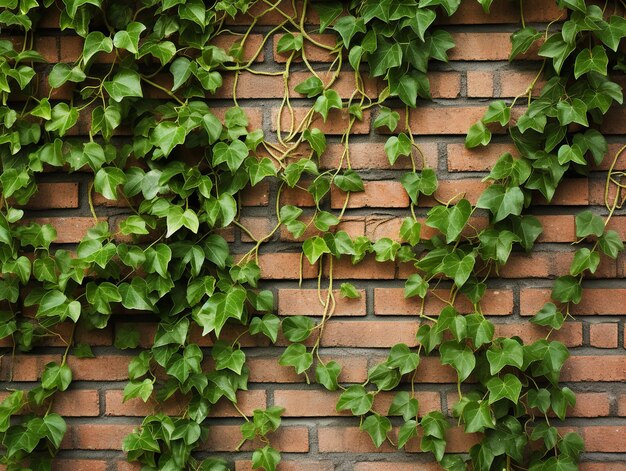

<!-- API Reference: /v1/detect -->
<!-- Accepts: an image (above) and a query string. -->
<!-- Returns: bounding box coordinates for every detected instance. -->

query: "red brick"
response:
[280,184,316,207]
[602,106,626,134]
[331,181,409,209]
[521,288,626,316]
[441,0,562,24]
[239,216,273,242]
[404,106,487,135]
[22,182,79,209]
[374,288,513,316]
[241,182,270,206]
[255,253,319,280]
[447,143,516,172]
[320,320,419,348]
[467,71,494,97]
[23,217,103,244]
[274,390,440,417]
[52,460,108,471]
[449,32,540,61]
[0,390,99,417]
[218,71,377,100]
[331,254,395,280]
[499,70,546,97]
[212,34,266,62]
[204,425,308,452]
[62,424,135,450]
[537,215,576,243]
[562,356,626,382]
[354,464,440,471]
[494,322,582,348]
[318,425,479,453]
[321,142,436,171]
[105,389,265,417]
[274,33,336,63]
[581,465,626,471]
[583,426,626,452]
[271,107,371,135]
[590,323,619,348]
[278,289,366,316]
[235,462,334,471]
[247,356,368,383]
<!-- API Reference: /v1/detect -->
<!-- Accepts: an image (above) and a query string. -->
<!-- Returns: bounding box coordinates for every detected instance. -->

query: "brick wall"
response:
[2,1,626,470]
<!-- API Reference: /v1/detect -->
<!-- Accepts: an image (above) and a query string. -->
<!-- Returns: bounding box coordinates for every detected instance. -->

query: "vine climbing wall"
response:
[1,0,626,470]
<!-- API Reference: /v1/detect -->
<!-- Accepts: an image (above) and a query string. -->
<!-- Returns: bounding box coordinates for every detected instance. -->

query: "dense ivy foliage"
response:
[0,0,625,469]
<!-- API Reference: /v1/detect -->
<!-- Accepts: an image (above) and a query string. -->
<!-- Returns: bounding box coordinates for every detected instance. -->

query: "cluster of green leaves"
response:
[0,0,624,470]
[466,0,625,316]
[319,0,459,107]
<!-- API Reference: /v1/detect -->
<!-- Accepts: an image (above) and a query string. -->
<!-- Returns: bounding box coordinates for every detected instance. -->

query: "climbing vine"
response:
[0,0,625,470]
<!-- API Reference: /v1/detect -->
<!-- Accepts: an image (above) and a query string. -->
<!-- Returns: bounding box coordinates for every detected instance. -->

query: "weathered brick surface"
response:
[3,3,626,468]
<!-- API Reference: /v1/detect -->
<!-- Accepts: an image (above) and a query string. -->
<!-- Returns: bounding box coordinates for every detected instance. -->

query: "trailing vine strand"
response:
[0,0,625,470]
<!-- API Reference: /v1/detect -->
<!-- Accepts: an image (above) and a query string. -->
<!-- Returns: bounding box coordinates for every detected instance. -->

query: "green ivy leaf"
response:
[41,362,72,391]
[123,378,154,402]
[556,98,588,127]
[276,32,303,53]
[532,302,565,330]
[509,27,542,60]
[48,63,86,88]
[247,157,276,185]
[388,391,419,421]
[599,230,624,258]
[405,273,428,299]
[401,168,438,203]
[334,169,364,192]
[594,15,626,51]
[82,31,113,63]
[313,89,342,121]
[574,45,608,79]
[387,343,419,375]
[113,22,146,54]
[385,133,412,165]
[476,184,524,222]
[360,413,391,447]
[439,341,475,382]
[465,121,492,148]
[551,275,582,304]
[151,121,186,157]
[282,316,314,342]
[569,247,600,276]
[94,167,126,200]
[302,236,330,264]
[103,69,143,102]
[45,103,78,136]
[486,374,522,404]
[486,338,523,375]
[539,34,575,74]
[278,343,312,374]
[251,445,281,471]
[462,400,495,433]
[314,3,342,32]
[315,361,341,391]
[303,128,326,156]
[212,139,249,172]
[575,210,604,238]
[294,76,324,98]
[340,282,360,299]
[250,314,280,343]
[337,385,373,415]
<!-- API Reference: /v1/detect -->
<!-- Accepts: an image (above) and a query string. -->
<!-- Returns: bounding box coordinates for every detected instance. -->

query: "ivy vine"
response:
[0,0,625,470]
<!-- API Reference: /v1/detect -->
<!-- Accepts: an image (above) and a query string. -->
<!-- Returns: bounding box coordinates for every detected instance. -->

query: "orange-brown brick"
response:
[590,323,619,348]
